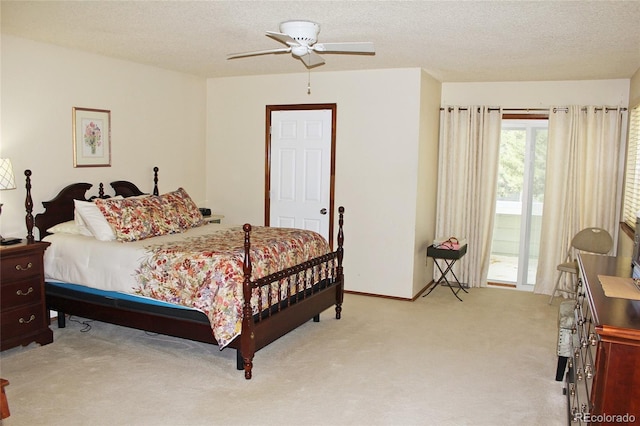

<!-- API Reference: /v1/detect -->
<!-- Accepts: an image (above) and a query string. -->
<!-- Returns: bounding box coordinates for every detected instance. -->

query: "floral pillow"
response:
[145,195,182,235]
[95,197,155,242]
[94,188,203,242]
[160,188,204,230]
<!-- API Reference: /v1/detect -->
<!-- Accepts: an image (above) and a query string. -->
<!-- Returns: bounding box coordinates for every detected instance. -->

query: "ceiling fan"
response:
[227,20,375,68]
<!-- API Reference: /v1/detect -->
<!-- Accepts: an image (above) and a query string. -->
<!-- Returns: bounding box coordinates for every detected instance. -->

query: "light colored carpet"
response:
[0,288,567,426]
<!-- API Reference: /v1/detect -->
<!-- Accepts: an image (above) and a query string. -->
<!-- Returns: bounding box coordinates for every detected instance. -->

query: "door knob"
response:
[320,208,327,215]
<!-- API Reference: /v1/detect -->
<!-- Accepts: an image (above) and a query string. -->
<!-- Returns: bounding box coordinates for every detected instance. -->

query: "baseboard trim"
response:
[345,280,435,302]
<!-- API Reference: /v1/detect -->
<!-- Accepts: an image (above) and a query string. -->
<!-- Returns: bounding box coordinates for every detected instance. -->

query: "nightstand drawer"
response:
[0,305,46,341]
[1,253,42,282]
[1,279,42,310]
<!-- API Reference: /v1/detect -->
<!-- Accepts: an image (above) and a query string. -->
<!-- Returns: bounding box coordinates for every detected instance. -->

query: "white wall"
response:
[442,80,630,107]
[413,70,442,296]
[630,68,640,108]
[2,34,635,299]
[2,35,440,299]
[207,68,441,298]
[0,35,207,239]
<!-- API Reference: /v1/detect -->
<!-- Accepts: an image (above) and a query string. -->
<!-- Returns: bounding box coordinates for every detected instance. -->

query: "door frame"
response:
[265,103,337,247]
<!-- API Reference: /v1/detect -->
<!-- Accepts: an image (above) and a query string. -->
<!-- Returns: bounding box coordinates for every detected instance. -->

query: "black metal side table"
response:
[423,243,468,301]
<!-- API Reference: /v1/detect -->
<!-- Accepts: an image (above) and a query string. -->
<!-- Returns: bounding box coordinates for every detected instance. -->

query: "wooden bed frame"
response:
[24,168,344,379]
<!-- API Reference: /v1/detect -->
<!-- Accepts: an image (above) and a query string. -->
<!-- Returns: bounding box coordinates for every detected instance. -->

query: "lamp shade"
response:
[0,159,16,190]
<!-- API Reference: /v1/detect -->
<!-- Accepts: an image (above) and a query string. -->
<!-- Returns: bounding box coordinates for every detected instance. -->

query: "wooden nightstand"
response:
[0,241,53,351]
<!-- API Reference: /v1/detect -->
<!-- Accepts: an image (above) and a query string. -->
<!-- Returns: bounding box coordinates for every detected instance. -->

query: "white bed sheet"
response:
[43,223,236,293]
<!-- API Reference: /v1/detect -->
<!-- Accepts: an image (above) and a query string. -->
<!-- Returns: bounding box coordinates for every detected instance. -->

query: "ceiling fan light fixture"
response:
[291,45,309,58]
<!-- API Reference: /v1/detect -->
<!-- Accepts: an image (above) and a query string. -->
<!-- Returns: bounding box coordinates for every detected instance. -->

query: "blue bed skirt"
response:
[46,282,192,309]
[45,281,209,323]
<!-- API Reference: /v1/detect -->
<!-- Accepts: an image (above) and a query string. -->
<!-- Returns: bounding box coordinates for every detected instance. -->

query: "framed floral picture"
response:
[73,107,111,167]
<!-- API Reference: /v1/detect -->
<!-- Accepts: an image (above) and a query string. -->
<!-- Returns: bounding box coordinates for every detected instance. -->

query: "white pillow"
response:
[47,220,93,237]
[73,199,117,241]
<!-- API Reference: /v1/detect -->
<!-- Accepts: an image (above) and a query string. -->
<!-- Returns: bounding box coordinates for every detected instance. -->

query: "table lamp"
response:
[0,158,18,245]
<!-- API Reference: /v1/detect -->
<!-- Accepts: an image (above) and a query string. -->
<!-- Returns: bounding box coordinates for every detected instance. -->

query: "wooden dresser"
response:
[569,254,640,425]
[0,241,53,350]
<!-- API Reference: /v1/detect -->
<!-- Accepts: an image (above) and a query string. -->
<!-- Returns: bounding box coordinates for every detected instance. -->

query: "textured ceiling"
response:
[2,1,640,82]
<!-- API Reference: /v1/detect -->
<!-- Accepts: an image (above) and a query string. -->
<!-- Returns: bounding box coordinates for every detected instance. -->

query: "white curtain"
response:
[534,106,624,295]
[436,106,502,287]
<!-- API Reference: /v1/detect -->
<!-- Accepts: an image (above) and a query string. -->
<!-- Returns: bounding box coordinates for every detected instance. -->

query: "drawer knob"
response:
[19,314,36,324]
[15,262,33,271]
[16,287,34,296]
[585,364,593,379]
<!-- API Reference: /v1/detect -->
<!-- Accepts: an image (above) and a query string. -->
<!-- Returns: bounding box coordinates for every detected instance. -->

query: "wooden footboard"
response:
[25,168,345,379]
[239,207,345,379]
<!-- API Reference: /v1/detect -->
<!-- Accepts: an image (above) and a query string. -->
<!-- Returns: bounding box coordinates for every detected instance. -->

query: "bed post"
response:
[152,167,159,196]
[241,223,256,379]
[25,170,35,243]
[335,206,344,319]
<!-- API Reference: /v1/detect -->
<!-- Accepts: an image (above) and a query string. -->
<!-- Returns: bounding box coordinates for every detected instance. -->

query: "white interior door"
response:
[269,109,333,240]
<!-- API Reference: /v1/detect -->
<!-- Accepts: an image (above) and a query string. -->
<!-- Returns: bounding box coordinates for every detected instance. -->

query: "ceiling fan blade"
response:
[298,50,325,68]
[227,47,291,60]
[266,31,300,47]
[313,42,375,54]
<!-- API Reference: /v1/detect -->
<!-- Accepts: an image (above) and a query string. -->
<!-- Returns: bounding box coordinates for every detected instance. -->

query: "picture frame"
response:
[73,107,111,167]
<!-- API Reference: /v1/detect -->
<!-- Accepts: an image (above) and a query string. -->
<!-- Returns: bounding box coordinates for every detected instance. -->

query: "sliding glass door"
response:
[488,119,548,290]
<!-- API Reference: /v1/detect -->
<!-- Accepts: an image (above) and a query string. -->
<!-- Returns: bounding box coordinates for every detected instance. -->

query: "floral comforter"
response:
[134,226,330,348]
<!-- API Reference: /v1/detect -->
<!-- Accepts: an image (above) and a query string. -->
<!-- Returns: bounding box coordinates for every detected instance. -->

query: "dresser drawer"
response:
[567,277,600,425]
[0,305,46,341]
[0,279,42,310]
[1,252,43,282]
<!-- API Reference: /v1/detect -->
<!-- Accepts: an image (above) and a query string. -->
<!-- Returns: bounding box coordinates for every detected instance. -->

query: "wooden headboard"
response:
[26,167,160,241]
[31,182,93,240]
[111,167,159,197]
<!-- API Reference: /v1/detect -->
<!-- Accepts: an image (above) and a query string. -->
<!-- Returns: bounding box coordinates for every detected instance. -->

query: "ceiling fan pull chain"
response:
[307,65,311,95]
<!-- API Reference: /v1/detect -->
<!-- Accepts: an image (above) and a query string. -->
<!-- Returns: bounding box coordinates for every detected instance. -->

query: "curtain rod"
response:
[440,106,627,113]
[439,107,544,112]
[551,107,627,113]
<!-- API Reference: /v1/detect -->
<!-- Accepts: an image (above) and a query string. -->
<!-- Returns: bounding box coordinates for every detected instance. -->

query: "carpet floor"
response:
[0,288,567,425]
